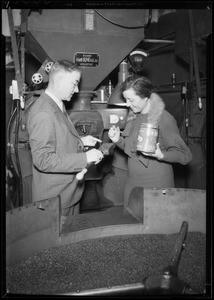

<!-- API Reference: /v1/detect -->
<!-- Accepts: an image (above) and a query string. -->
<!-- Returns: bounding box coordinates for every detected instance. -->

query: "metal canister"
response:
[136,123,159,154]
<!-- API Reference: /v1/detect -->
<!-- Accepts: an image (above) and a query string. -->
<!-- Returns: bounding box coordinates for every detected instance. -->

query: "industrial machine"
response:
[3,6,211,297]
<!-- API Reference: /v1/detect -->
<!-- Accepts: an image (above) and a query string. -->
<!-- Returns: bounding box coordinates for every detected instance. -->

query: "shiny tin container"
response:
[137,123,159,154]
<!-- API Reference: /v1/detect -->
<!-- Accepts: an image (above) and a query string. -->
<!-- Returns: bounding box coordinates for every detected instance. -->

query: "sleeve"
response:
[160,115,192,165]
[27,111,87,173]
[115,136,125,150]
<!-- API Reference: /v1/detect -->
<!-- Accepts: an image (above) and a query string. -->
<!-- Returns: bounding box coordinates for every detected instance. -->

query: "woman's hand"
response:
[141,143,164,160]
[81,135,102,147]
[108,125,120,143]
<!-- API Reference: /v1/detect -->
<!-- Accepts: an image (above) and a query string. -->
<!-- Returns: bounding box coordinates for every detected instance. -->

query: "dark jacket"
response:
[27,92,87,211]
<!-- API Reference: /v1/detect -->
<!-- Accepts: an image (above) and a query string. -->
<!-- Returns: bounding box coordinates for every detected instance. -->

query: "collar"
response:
[45,89,63,112]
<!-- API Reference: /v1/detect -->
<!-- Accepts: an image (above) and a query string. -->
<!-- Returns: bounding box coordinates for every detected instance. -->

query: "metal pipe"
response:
[14,100,23,206]
[61,283,146,296]
[143,39,175,44]
[7,9,24,205]
[20,36,25,87]
[148,43,175,54]
[188,10,202,110]
[7,9,23,92]
[155,81,187,89]
[20,9,30,93]
[156,89,181,93]
[144,8,152,29]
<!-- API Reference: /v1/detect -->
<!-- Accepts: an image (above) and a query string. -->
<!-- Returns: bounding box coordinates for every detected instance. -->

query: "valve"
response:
[45,61,53,73]
[32,73,43,84]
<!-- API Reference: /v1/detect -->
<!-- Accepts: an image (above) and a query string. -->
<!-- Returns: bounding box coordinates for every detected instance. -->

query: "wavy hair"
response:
[120,75,154,98]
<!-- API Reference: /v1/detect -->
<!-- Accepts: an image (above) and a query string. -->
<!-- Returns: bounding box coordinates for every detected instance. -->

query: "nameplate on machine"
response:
[74,52,99,67]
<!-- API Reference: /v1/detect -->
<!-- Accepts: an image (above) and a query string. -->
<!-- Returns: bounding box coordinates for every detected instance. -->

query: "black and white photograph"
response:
[1,1,212,297]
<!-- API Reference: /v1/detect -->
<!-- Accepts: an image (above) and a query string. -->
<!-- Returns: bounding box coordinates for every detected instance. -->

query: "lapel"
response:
[62,110,81,139]
[45,93,81,140]
[123,113,150,167]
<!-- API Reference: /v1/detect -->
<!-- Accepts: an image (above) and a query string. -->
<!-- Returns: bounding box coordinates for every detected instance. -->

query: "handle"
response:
[76,168,88,180]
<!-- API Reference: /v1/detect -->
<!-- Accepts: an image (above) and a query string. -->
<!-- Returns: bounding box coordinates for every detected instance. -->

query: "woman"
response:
[108,75,192,214]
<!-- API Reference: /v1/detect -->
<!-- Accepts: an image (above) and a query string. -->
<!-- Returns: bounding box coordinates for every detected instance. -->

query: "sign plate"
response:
[74,52,99,67]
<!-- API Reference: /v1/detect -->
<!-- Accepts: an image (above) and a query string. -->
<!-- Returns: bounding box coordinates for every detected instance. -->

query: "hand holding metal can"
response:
[137,123,159,154]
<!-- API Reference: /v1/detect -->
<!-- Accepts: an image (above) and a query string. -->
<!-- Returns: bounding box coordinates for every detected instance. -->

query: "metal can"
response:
[136,123,159,154]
